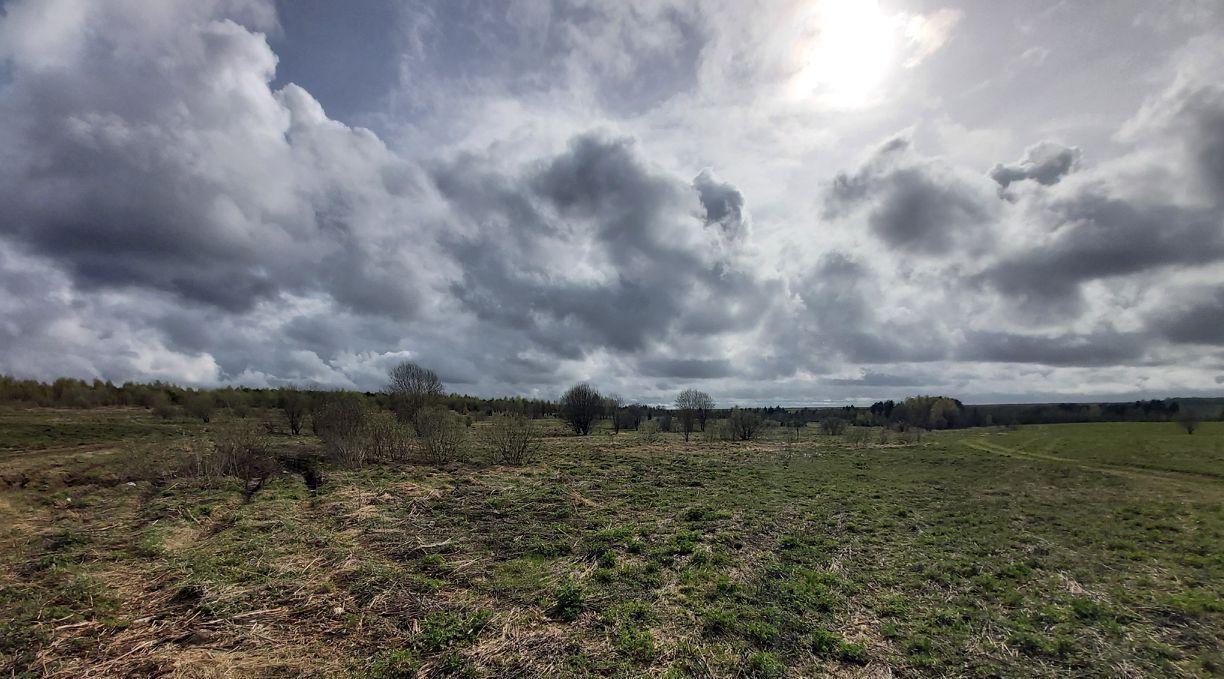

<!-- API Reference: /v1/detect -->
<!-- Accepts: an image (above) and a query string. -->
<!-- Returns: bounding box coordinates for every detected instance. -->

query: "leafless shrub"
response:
[415,407,466,464]
[488,414,540,465]
[641,419,662,444]
[820,417,847,436]
[843,427,871,447]
[210,422,279,501]
[366,410,412,462]
[728,409,762,441]
[705,419,735,442]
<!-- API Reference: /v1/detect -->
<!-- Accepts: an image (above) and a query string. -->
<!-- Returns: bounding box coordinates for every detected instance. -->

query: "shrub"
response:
[184,393,213,423]
[843,427,871,447]
[150,395,178,420]
[366,410,412,462]
[210,422,279,501]
[820,417,847,436]
[641,419,662,443]
[415,407,466,464]
[728,409,763,441]
[705,418,736,442]
[488,414,540,465]
[314,394,370,467]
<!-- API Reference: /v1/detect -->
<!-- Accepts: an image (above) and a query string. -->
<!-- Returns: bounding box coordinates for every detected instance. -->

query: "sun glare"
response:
[791,0,901,108]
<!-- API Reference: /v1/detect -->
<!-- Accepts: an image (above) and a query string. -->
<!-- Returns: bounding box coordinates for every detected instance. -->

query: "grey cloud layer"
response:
[0,0,1222,402]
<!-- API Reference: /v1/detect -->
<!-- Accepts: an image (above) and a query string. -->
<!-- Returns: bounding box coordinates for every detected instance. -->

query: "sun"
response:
[790,0,901,109]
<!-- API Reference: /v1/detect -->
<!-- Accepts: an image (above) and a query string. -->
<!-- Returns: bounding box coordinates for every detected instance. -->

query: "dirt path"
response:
[963,438,1224,489]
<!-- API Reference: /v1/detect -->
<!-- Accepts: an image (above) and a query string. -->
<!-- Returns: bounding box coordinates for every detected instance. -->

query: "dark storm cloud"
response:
[693,169,748,239]
[1151,289,1224,345]
[438,132,774,358]
[977,195,1224,313]
[988,141,1081,189]
[960,329,1148,367]
[639,357,735,379]
[825,138,997,253]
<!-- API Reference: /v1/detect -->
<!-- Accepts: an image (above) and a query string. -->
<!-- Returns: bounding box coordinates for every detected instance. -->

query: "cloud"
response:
[904,8,964,68]
[959,329,1148,367]
[693,169,748,239]
[988,141,1081,189]
[1150,288,1224,345]
[977,191,1224,317]
[0,0,439,316]
[437,132,775,357]
[825,137,999,253]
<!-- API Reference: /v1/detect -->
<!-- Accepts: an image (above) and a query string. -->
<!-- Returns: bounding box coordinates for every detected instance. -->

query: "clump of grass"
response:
[745,651,786,678]
[613,625,656,662]
[810,628,868,664]
[367,648,422,678]
[552,578,585,621]
[414,610,491,652]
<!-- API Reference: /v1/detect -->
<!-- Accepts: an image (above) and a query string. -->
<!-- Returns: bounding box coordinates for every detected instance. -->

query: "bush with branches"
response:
[728,409,763,441]
[415,407,466,464]
[488,414,540,465]
[209,423,279,501]
[820,417,847,436]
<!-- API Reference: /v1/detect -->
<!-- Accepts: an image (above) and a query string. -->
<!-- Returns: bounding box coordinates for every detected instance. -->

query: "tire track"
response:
[963,438,1224,486]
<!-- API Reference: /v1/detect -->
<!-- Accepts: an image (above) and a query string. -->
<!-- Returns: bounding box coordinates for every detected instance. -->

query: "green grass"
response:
[1,410,1222,676]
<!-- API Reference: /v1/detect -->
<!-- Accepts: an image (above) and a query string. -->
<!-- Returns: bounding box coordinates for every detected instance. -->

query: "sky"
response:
[1,0,1223,406]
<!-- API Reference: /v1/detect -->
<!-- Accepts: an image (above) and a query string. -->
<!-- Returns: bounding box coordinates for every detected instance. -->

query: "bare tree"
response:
[694,391,715,432]
[280,387,307,435]
[386,362,444,429]
[605,393,624,434]
[560,383,603,435]
[1178,409,1201,435]
[728,408,763,441]
[675,389,702,442]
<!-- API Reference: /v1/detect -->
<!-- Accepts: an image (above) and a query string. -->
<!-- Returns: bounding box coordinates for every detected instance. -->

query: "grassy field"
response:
[1,408,1222,678]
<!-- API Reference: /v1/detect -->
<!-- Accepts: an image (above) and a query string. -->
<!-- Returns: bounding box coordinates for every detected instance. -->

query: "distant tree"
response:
[560,383,603,436]
[674,389,703,442]
[386,361,444,429]
[281,387,308,436]
[605,393,624,434]
[694,391,715,431]
[728,408,762,441]
[184,392,214,423]
[1178,409,1201,435]
[820,417,847,436]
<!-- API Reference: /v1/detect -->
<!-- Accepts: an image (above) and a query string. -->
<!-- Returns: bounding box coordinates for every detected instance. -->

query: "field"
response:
[1,409,1222,678]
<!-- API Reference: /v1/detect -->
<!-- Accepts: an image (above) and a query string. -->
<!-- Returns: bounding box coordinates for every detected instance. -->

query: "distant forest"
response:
[2,374,1220,432]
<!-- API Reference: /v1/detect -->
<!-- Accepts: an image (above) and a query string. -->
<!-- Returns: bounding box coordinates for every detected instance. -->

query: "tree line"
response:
[1,373,1218,434]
